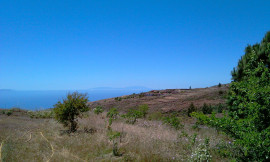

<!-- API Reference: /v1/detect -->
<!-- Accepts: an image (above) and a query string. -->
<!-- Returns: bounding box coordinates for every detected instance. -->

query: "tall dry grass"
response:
[0,111,230,161]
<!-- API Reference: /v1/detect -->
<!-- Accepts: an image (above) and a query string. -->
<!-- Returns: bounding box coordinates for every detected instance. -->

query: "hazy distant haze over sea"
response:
[0,87,150,110]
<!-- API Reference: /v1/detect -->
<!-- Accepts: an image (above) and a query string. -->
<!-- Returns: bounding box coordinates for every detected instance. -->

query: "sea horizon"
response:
[0,87,151,110]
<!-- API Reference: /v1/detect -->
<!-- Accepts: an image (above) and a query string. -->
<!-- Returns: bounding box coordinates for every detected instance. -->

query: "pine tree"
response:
[231,31,270,81]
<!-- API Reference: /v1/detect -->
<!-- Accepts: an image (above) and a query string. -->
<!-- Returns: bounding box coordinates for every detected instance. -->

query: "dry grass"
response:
[0,111,231,162]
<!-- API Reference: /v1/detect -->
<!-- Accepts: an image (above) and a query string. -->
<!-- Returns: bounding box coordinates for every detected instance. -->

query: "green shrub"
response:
[138,93,145,98]
[6,110,12,116]
[107,131,122,156]
[214,140,240,159]
[107,107,119,119]
[192,61,270,161]
[122,109,143,124]
[123,93,136,99]
[213,103,226,113]
[93,106,103,115]
[114,97,122,101]
[122,105,149,124]
[27,110,54,118]
[106,108,119,130]
[201,103,212,114]
[53,92,89,132]
[162,114,183,130]
[187,103,196,117]
[218,83,222,87]
[138,104,149,118]
[192,32,270,161]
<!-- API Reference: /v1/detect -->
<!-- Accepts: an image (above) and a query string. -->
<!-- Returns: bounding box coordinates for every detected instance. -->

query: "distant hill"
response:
[88,84,229,113]
[0,89,13,91]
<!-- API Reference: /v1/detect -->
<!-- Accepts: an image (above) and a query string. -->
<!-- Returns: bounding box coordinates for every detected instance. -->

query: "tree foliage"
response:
[231,31,270,81]
[138,104,149,118]
[187,103,196,117]
[201,103,212,114]
[122,104,149,124]
[193,31,270,161]
[53,92,89,132]
[162,114,183,130]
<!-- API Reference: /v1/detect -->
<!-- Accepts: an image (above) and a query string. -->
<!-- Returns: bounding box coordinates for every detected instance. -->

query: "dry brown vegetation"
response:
[0,109,231,161]
[88,85,229,113]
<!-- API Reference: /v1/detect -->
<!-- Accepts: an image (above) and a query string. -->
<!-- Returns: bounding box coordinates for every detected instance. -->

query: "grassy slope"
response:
[0,111,231,161]
[88,84,229,113]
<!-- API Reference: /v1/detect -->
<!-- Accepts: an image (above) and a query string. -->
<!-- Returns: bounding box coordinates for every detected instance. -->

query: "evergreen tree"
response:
[193,31,270,161]
[231,31,270,81]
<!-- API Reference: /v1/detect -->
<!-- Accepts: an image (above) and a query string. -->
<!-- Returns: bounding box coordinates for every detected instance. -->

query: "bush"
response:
[53,92,89,132]
[138,104,149,118]
[213,103,226,113]
[193,63,270,161]
[114,97,122,101]
[201,103,212,114]
[187,103,196,117]
[122,105,149,124]
[107,108,119,119]
[107,131,122,156]
[138,93,145,98]
[214,140,240,159]
[93,106,103,115]
[27,110,54,118]
[106,108,119,130]
[122,108,143,124]
[192,32,270,161]
[218,83,222,87]
[6,110,12,116]
[162,114,183,130]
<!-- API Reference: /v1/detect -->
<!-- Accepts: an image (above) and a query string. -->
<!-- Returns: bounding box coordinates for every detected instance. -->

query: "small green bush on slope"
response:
[93,106,104,115]
[27,110,54,118]
[162,114,183,130]
[53,92,89,132]
[122,104,149,124]
[187,103,196,117]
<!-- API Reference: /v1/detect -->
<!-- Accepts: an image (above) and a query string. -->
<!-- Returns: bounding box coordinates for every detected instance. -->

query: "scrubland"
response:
[0,108,232,162]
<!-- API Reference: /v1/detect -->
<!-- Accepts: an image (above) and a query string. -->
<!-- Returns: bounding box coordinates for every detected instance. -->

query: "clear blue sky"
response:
[1,0,270,90]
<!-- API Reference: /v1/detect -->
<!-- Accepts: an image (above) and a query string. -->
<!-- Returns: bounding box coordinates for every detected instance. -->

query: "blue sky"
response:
[0,0,270,90]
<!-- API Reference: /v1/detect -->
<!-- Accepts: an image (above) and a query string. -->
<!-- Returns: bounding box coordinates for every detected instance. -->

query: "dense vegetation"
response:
[193,31,270,161]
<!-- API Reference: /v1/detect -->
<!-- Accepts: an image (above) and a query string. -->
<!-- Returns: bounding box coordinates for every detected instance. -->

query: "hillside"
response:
[88,84,229,113]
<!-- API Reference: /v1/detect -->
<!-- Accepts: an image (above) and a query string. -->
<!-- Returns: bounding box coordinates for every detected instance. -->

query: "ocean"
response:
[0,88,149,110]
